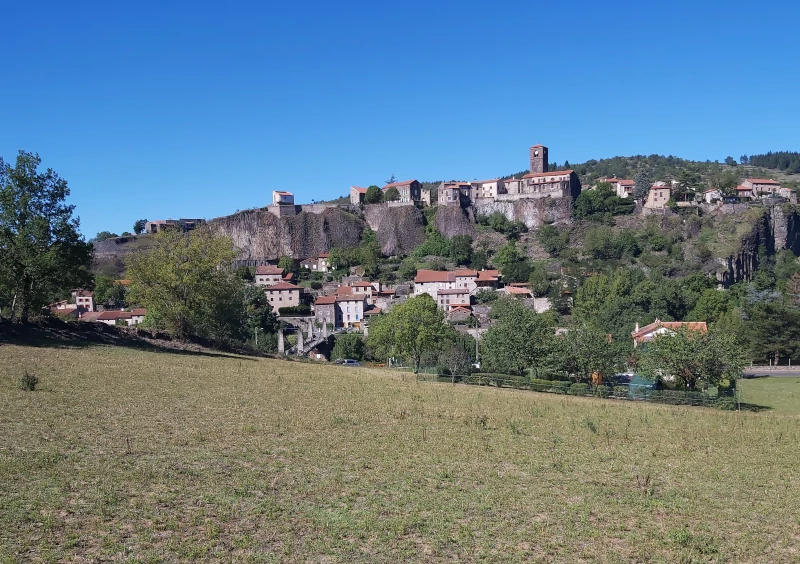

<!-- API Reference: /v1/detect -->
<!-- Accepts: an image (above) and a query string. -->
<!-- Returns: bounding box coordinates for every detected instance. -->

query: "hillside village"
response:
[54,143,800,365]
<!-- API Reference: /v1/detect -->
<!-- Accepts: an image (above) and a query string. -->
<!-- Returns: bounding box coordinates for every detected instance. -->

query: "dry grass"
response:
[2,344,800,563]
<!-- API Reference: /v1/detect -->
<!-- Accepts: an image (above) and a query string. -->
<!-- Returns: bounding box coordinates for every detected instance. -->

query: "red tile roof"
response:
[449,306,473,313]
[454,269,478,278]
[265,281,301,291]
[631,320,708,343]
[522,170,574,179]
[618,179,635,186]
[736,185,753,192]
[383,180,417,189]
[505,286,533,295]
[477,270,500,281]
[335,286,353,294]
[747,178,780,185]
[314,296,337,305]
[98,310,132,320]
[274,191,293,196]
[351,186,368,193]
[414,270,455,283]
[318,253,329,258]
[336,294,366,302]
[256,265,284,275]
[350,281,374,288]
[364,306,382,315]
[131,308,147,316]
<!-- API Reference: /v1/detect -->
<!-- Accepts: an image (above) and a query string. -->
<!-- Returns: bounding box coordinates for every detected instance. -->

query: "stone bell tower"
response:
[529,144,548,174]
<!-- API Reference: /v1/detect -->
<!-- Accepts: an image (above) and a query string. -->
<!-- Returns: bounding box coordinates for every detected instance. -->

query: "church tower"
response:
[529,144,548,174]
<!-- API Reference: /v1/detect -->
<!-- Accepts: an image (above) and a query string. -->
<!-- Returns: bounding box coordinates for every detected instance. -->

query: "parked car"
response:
[334,358,361,366]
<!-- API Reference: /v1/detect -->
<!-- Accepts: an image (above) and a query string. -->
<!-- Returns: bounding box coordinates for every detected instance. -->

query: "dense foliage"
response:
[0,151,92,321]
[741,151,800,173]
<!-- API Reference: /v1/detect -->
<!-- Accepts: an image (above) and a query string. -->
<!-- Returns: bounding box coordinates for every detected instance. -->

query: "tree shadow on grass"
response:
[736,402,773,413]
[0,318,263,361]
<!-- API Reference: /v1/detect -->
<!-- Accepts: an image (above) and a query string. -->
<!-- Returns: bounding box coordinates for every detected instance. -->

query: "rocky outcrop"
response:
[363,204,426,256]
[435,206,476,238]
[212,207,364,260]
[472,197,573,229]
[717,205,799,287]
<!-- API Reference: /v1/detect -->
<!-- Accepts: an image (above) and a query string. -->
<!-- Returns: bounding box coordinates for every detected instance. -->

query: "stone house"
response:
[335,294,367,328]
[437,182,472,206]
[272,190,294,205]
[255,265,285,286]
[644,185,671,209]
[470,179,504,199]
[515,170,581,200]
[300,258,318,270]
[350,186,368,205]
[742,178,781,196]
[349,281,374,301]
[502,177,523,195]
[601,178,635,199]
[703,188,721,203]
[314,295,336,327]
[735,185,754,200]
[447,306,473,323]
[436,288,470,310]
[413,270,459,298]
[71,290,95,312]
[317,253,330,272]
[476,269,501,290]
[96,308,147,326]
[631,320,708,348]
[382,180,420,203]
[265,282,302,309]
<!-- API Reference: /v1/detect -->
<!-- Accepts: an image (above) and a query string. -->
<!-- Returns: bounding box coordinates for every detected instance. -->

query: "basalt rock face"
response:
[717,206,799,287]
[363,204,426,256]
[472,197,574,229]
[435,205,476,238]
[212,207,364,260]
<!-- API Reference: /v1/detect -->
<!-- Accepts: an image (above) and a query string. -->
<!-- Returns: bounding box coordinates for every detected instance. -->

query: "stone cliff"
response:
[717,205,800,287]
[363,204,426,256]
[212,207,364,260]
[472,197,574,229]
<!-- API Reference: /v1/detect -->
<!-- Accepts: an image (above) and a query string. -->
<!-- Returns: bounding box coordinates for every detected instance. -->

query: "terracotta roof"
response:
[454,269,478,278]
[631,319,708,342]
[336,294,366,302]
[79,311,103,322]
[650,184,670,190]
[314,296,336,305]
[131,308,147,316]
[364,306,382,315]
[256,265,284,275]
[73,290,94,297]
[747,178,780,185]
[477,270,500,281]
[265,281,301,291]
[414,270,455,283]
[618,179,635,186]
[282,273,295,280]
[350,281,374,288]
[274,191,293,196]
[437,288,470,295]
[505,286,533,295]
[335,286,353,294]
[318,253,329,258]
[522,170,574,179]
[351,186,368,193]
[449,306,473,313]
[383,180,417,189]
[98,310,132,320]
[531,144,545,148]
[736,185,753,192]
[471,178,500,184]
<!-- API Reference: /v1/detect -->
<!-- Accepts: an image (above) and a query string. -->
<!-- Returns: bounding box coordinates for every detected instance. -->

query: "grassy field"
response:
[2,344,800,563]
[739,377,800,414]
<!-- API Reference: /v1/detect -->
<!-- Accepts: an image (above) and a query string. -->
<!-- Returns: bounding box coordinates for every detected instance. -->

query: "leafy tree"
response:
[638,328,747,390]
[364,185,383,204]
[366,294,455,373]
[470,250,488,270]
[332,333,365,360]
[481,298,553,375]
[537,224,569,257]
[724,156,737,167]
[277,256,297,273]
[584,226,620,260]
[126,227,241,340]
[439,345,471,380]
[574,275,611,320]
[383,187,400,201]
[494,241,521,269]
[687,289,730,323]
[133,219,148,235]
[573,183,633,221]
[449,235,473,266]
[93,274,126,308]
[633,171,651,202]
[528,263,551,297]
[551,326,622,382]
[0,151,92,321]
[95,231,119,241]
[674,170,702,202]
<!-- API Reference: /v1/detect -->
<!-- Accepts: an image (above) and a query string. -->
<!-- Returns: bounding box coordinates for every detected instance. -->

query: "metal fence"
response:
[413,373,738,409]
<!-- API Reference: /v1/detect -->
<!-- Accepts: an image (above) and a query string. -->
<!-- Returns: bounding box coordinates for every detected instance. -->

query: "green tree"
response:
[366,294,455,373]
[383,187,400,201]
[574,275,611,320]
[0,151,92,321]
[481,298,553,375]
[332,333,365,360]
[133,219,148,235]
[584,226,619,260]
[494,241,521,269]
[552,326,622,383]
[638,328,747,390]
[537,224,569,257]
[277,256,297,273]
[364,185,383,204]
[94,231,119,241]
[687,289,730,323]
[93,274,126,308]
[633,171,651,202]
[449,235,473,266]
[126,227,240,340]
[528,263,551,297]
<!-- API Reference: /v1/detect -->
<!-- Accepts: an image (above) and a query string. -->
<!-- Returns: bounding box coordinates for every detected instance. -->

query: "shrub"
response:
[278,305,311,316]
[568,383,590,396]
[595,386,611,398]
[19,371,39,391]
[310,281,323,290]
[612,385,628,397]
[549,381,572,394]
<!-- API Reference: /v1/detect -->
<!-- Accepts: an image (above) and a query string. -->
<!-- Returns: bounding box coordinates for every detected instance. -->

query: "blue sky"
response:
[2,0,798,238]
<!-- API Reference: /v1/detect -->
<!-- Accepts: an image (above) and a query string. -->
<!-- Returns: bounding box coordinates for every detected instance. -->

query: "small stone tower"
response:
[529,144,548,174]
